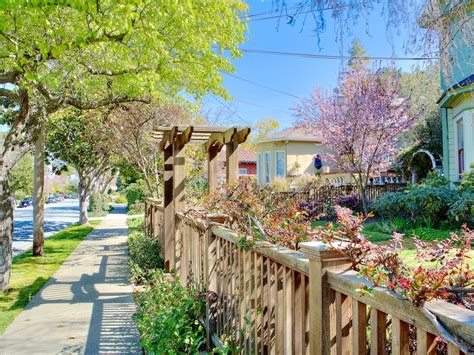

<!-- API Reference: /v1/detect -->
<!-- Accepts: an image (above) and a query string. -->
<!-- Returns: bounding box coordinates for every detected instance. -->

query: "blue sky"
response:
[204,0,431,129]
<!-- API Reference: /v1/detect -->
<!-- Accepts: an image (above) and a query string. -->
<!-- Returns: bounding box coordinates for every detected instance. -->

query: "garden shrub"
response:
[128,202,145,215]
[134,270,206,353]
[270,177,290,192]
[114,194,127,204]
[88,192,109,216]
[370,184,472,228]
[335,193,361,211]
[128,221,163,284]
[125,181,146,206]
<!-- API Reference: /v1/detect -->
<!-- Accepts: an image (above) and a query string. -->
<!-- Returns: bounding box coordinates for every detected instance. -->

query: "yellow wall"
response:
[255,140,351,184]
[445,93,474,182]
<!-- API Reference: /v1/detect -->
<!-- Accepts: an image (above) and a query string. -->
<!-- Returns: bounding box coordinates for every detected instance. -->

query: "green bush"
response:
[127,218,163,284]
[458,163,474,193]
[88,192,109,216]
[370,184,472,228]
[125,181,145,206]
[134,270,206,353]
[114,194,127,204]
[128,202,144,215]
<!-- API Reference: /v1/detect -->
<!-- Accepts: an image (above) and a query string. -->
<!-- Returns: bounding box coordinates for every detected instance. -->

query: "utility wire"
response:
[224,73,302,99]
[210,95,252,126]
[246,1,376,22]
[240,48,438,61]
[242,2,312,19]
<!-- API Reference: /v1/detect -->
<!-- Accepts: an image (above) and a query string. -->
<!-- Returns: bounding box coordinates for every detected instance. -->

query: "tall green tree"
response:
[46,109,114,226]
[0,0,246,291]
[347,38,369,69]
[9,153,33,200]
[399,65,442,179]
[243,118,280,150]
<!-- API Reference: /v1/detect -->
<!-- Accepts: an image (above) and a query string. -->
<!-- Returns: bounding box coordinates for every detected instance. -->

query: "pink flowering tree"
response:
[295,66,416,214]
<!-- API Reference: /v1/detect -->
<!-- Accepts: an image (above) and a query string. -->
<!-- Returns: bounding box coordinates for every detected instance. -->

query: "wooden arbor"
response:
[153,125,250,271]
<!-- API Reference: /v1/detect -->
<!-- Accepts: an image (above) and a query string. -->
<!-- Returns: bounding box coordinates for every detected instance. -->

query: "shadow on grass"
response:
[8,277,48,311]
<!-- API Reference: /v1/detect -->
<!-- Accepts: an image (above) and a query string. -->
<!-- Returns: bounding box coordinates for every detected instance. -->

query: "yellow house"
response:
[255,127,351,185]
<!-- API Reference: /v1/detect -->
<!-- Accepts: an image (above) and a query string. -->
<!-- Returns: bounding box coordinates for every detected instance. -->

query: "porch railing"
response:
[144,198,473,354]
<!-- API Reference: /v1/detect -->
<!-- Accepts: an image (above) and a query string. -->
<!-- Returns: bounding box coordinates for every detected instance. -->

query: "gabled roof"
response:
[256,127,322,144]
[218,147,257,163]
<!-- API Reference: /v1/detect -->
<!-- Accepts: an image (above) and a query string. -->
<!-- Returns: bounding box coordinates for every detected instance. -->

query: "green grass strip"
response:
[0,221,99,334]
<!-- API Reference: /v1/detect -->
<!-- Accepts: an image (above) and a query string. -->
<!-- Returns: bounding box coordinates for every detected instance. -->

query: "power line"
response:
[240,48,438,61]
[224,73,302,99]
[247,1,376,22]
[242,2,311,19]
[210,95,252,126]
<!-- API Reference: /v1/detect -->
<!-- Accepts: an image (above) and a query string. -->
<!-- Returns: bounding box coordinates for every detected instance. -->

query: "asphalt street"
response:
[12,199,80,256]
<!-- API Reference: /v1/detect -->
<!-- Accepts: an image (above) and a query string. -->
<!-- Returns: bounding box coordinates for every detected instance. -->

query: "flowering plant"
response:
[203,179,312,249]
[316,206,473,307]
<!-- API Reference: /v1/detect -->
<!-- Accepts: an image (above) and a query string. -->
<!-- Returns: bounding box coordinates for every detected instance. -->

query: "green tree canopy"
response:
[9,153,33,200]
[244,117,280,150]
[399,65,442,179]
[46,109,113,224]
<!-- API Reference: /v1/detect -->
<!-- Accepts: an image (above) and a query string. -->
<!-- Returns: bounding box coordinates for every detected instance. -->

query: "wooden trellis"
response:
[153,125,250,271]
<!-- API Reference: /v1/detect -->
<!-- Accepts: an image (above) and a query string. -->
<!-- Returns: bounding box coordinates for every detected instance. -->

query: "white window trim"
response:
[274,150,286,178]
[256,153,261,184]
[239,168,248,175]
[456,117,464,178]
[263,151,271,184]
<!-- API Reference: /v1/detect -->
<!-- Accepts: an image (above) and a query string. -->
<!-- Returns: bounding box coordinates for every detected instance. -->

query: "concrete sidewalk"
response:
[0,208,141,354]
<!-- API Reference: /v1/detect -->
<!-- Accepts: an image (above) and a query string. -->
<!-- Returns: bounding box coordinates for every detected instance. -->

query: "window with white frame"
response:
[263,152,271,184]
[239,168,248,175]
[275,151,285,178]
[457,118,464,178]
[256,153,261,183]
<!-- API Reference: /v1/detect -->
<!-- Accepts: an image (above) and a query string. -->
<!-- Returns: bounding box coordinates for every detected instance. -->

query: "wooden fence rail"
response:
[144,198,474,354]
[278,183,405,206]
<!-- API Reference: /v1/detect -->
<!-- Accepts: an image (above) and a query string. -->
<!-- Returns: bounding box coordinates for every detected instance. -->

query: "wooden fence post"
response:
[300,241,352,355]
[205,227,218,348]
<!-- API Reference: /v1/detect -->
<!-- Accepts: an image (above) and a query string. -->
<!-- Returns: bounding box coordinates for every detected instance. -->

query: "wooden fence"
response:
[277,183,406,214]
[144,198,473,354]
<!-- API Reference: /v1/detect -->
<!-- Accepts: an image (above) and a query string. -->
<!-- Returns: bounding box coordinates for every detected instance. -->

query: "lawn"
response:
[0,221,99,334]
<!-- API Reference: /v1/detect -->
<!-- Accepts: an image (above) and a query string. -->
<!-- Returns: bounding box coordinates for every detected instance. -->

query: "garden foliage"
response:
[134,270,206,353]
[125,181,146,208]
[127,217,205,352]
[316,207,473,307]
[204,179,311,249]
[88,193,109,216]
[371,174,473,228]
[127,218,163,285]
[203,180,473,308]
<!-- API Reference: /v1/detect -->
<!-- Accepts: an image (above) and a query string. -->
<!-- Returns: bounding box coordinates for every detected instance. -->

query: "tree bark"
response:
[0,179,14,292]
[78,181,89,225]
[33,125,45,256]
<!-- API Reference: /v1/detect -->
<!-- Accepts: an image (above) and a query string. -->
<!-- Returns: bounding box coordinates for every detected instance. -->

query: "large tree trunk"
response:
[0,179,14,292]
[78,181,89,225]
[33,125,45,256]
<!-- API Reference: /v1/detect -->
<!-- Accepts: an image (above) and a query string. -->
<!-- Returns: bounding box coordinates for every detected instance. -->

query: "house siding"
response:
[445,94,474,182]
[239,162,256,175]
[256,140,351,184]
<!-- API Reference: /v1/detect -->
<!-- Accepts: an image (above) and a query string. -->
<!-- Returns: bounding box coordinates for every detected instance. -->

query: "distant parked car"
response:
[46,195,60,204]
[20,197,33,208]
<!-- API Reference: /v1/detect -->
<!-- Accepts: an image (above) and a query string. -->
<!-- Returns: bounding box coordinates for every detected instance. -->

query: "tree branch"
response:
[0,70,20,84]
[0,87,18,101]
